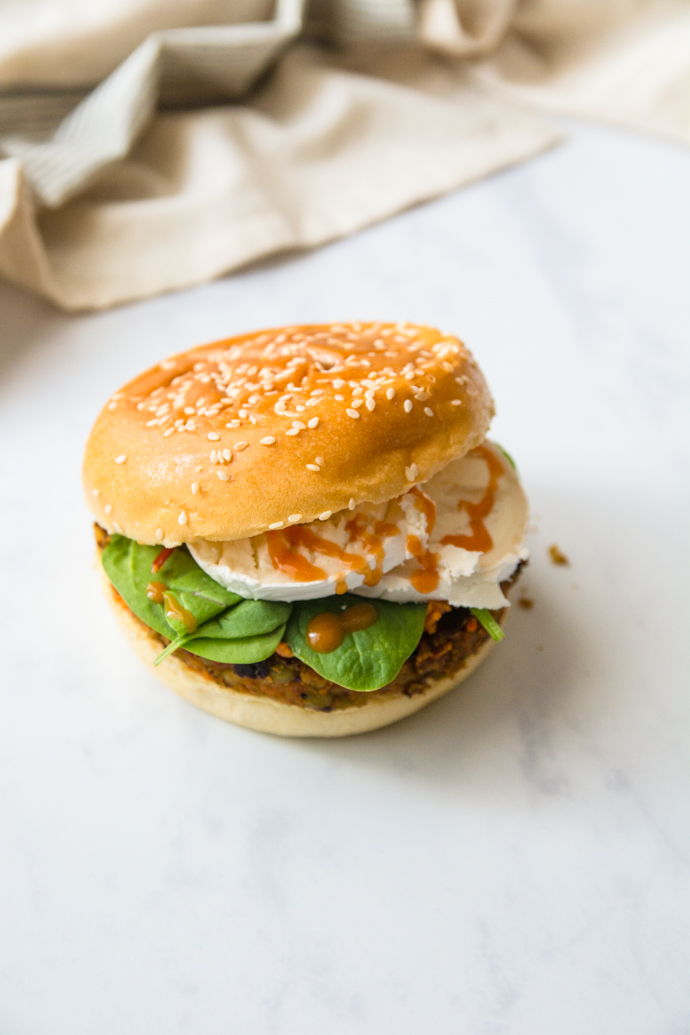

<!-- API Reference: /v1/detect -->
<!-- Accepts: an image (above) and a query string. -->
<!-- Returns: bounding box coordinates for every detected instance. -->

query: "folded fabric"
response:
[0,0,688,310]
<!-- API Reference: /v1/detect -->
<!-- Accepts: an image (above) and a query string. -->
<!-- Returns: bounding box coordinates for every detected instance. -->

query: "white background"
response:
[0,120,688,1034]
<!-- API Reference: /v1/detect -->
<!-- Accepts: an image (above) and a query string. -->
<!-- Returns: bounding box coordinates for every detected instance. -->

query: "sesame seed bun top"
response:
[83,322,494,546]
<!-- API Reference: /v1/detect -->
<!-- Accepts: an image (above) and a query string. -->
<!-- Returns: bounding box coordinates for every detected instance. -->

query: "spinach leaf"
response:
[102,534,291,668]
[175,625,287,665]
[154,600,292,666]
[286,594,427,691]
[101,535,240,637]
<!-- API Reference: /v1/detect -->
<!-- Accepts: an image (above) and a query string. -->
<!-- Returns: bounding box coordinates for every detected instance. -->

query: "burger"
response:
[83,322,528,737]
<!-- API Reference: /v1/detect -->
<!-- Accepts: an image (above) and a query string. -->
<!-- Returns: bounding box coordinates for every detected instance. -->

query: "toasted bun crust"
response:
[84,323,493,546]
[104,575,497,737]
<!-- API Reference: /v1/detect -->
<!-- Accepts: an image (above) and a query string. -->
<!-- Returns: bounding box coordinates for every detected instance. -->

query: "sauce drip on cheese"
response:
[306,602,378,653]
[441,444,504,554]
[266,516,401,588]
[408,486,439,592]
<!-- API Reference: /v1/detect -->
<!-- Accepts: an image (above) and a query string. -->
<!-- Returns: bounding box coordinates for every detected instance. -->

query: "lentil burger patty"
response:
[97,525,523,713]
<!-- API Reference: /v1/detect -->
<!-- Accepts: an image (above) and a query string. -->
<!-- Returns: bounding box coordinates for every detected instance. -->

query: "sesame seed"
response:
[349,498,356,510]
[424,407,434,417]
[404,400,413,413]
[164,428,174,437]
[386,387,396,400]
[346,409,360,419]
[310,389,325,396]
[333,379,345,389]
[352,386,363,396]
[92,489,99,498]
[365,398,376,411]
[335,394,345,401]
[248,395,260,404]
[315,456,325,467]
[308,417,319,428]
[451,399,462,406]
[268,521,284,530]
[208,432,220,441]
[352,398,364,409]
[415,391,429,401]
[146,419,158,426]
[234,441,248,450]
[216,470,230,481]
[155,528,163,540]
[306,463,321,472]
[222,449,232,461]
[184,407,195,415]
[286,428,300,436]
[178,511,188,525]
[107,402,117,411]
[191,483,199,494]
[114,454,126,464]
[260,436,276,445]
[104,504,112,515]
[288,514,302,523]
[210,451,218,463]
[292,421,306,429]
[296,405,305,413]
[405,463,419,482]
[238,410,248,419]
[319,511,332,521]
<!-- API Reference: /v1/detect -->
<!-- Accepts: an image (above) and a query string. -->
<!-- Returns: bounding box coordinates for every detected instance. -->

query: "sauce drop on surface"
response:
[151,547,174,573]
[163,591,198,633]
[306,602,378,653]
[548,544,570,566]
[146,581,167,603]
[441,444,504,553]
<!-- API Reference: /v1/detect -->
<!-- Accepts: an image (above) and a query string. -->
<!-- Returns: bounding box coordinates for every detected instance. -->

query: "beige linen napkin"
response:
[0,0,688,310]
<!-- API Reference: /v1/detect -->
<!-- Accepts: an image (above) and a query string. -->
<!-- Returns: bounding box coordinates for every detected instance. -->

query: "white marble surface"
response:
[0,120,688,1035]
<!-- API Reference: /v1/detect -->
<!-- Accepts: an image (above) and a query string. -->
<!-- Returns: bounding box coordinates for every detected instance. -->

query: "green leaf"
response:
[493,442,517,471]
[195,599,292,640]
[101,535,241,638]
[102,534,293,668]
[175,625,287,665]
[286,594,427,691]
[470,607,504,642]
[153,600,292,666]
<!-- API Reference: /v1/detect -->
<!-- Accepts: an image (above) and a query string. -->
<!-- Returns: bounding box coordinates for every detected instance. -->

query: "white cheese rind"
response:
[188,441,529,607]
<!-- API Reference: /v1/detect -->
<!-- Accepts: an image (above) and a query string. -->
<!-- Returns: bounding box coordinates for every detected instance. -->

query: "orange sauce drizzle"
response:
[441,444,503,554]
[410,485,436,534]
[406,534,440,594]
[407,486,439,592]
[151,547,174,573]
[306,602,378,653]
[266,516,402,588]
[162,591,198,633]
[146,581,167,603]
[265,528,328,582]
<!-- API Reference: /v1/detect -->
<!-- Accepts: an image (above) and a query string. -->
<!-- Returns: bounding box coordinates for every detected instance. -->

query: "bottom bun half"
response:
[104,577,498,738]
